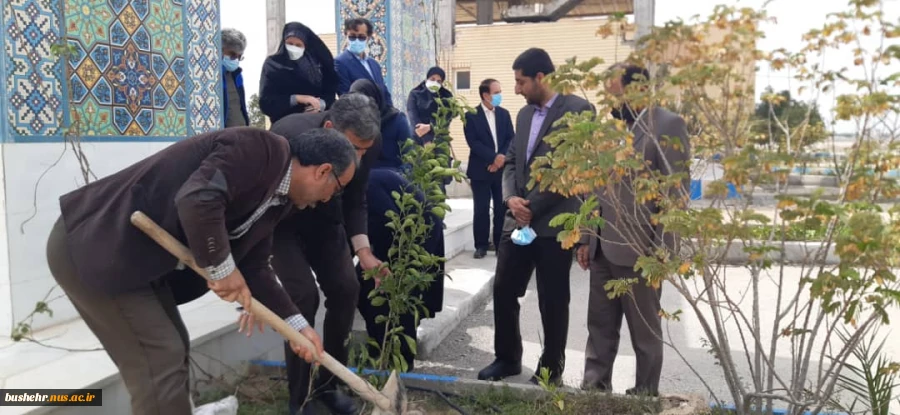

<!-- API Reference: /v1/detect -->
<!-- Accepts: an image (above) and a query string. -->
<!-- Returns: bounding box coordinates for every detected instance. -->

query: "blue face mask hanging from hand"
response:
[511,225,537,246]
[222,57,239,72]
[491,93,502,108]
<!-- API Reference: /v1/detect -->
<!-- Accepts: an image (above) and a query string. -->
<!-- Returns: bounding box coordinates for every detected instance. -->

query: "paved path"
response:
[416,259,900,412]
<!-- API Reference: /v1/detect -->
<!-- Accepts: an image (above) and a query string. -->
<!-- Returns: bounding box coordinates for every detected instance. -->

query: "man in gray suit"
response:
[477,48,594,385]
[575,64,691,396]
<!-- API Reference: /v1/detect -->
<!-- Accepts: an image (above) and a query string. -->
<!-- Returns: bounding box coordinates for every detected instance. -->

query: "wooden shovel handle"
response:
[129,211,394,412]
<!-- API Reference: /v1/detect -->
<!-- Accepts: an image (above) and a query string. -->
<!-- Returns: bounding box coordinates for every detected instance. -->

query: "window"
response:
[455,71,471,90]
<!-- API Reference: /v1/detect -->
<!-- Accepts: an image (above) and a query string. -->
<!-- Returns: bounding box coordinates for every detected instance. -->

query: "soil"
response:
[193,371,714,415]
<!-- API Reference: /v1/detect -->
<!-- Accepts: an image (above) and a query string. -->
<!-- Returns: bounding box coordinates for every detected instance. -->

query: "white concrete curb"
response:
[687,239,839,265]
[417,259,495,360]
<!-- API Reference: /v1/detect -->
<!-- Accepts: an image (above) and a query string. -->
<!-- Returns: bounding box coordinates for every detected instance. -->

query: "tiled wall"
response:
[1,0,222,142]
[0,0,223,332]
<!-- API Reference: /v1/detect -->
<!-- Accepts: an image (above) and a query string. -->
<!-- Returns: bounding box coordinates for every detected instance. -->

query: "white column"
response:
[0,143,11,337]
[266,0,286,56]
[634,0,655,43]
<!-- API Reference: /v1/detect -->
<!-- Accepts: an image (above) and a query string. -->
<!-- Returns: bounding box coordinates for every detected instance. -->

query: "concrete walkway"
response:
[414,261,900,413]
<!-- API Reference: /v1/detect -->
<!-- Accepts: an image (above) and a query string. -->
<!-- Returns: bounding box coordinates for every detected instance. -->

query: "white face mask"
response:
[426,80,441,91]
[285,44,305,60]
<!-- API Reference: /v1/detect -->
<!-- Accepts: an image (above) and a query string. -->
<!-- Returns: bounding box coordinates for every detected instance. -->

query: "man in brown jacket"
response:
[46,127,357,415]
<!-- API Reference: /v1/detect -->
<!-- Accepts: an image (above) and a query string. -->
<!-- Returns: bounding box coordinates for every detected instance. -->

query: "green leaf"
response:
[371,297,386,307]
[402,334,418,356]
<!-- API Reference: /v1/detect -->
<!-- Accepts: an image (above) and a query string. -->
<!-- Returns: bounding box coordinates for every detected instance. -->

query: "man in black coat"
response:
[477,48,595,386]
[464,78,514,258]
[266,93,384,415]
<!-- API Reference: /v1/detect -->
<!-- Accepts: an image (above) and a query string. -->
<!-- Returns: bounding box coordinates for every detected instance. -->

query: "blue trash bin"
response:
[690,179,702,200]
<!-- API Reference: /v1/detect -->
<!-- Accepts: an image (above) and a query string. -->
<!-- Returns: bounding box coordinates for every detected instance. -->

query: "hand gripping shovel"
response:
[130,211,407,415]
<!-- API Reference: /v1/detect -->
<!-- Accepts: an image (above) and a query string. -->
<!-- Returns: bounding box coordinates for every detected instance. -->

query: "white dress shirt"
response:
[481,102,498,152]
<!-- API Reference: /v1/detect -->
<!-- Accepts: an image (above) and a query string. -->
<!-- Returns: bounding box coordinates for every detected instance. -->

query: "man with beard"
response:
[477,48,594,386]
[575,63,691,396]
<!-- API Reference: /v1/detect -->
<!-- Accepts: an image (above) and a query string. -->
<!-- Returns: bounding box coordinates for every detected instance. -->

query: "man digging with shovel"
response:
[45,127,355,415]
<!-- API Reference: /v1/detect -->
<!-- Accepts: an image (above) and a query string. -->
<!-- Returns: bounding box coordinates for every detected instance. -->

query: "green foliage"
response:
[527,1,900,414]
[832,329,900,415]
[350,92,469,381]
[750,88,828,152]
[247,93,267,129]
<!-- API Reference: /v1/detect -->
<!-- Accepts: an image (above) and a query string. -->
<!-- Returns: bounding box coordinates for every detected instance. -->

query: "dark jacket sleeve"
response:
[343,142,378,240]
[654,114,691,254]
[502,112,521,204]
[258,58,295,121]
[173,133,273,278]
[335,55,352,97]
[407,92,422,130]
[499,109,515,155]
[526,98,596,222]
[240,234,302,319]
[464,112,497,161]
[321,72,338,110]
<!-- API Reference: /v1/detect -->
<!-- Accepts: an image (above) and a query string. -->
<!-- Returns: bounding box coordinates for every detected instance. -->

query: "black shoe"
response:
[625,387,658,397]
[474,248,487,259]
[318,388,358,415]
[477,359,522,381]
[487,243,496,252]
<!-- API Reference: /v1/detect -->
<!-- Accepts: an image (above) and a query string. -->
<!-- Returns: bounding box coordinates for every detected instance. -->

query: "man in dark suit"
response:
[575,64,691,396]
[464,78,514,258]
[267,93,383,415]
[45,127,356,415]
[335,17,392,107]
[477,48,595,385]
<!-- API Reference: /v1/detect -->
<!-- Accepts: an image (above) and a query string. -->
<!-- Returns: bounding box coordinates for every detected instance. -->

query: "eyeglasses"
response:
[224,53,244,61]
[331,170,344,196]
[348,34,367,41]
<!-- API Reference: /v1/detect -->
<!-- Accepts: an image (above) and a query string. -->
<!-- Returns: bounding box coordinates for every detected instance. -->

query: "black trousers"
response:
[492,233,573,378]
[356,266,418,371]
[471,177,505,250]
[271,217,360,412]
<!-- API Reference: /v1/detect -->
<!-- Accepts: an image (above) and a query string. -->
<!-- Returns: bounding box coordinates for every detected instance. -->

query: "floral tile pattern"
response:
[1,0,220,141]
[3,0,65,136]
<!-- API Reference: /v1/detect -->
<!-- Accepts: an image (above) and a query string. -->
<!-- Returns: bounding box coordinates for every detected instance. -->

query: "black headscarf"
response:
[426,66,446,82]
[271,22,337,94]
[349,79,399,123]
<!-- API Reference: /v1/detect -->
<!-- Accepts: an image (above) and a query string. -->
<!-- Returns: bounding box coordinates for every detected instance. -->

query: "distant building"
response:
[325,0,755,163]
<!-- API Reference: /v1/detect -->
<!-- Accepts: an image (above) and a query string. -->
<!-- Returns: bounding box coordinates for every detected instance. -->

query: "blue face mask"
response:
[348,39,367,55]
[491,93,502,107]
[510,225,537,246]
[222,57,239,72]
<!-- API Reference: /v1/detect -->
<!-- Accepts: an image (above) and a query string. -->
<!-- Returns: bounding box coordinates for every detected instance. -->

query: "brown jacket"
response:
[58,127,300,319]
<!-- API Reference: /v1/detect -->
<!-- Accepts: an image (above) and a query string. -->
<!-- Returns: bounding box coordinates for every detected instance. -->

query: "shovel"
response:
[130,211,408,415]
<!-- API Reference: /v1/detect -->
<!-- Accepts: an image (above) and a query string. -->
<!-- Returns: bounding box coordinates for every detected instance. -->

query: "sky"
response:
[221,0,899,133]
